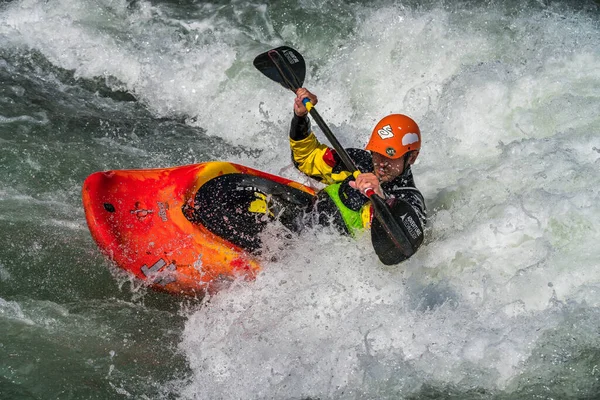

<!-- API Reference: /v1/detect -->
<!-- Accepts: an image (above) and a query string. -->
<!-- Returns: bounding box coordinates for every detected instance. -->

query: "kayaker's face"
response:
[372,152,410,182]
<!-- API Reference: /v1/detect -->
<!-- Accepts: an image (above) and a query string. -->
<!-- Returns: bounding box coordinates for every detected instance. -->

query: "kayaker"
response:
[186,87,426,264]
[290,88,426,264]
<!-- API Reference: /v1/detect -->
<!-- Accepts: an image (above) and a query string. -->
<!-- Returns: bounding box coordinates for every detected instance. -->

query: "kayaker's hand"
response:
[294,88,318,117]
[349,173,384,198]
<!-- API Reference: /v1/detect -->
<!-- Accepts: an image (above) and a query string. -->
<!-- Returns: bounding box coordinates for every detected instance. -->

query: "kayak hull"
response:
[82,161,316,295]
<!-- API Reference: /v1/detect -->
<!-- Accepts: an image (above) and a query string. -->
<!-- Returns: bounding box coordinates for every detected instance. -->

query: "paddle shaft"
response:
[302,98,411,254]
[268,50,367,188]
[301,99,363,177]
[265,48,414,257]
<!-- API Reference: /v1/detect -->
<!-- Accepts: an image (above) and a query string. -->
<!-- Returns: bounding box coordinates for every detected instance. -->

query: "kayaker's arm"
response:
[290,113,311,141]
[289,129,342,184]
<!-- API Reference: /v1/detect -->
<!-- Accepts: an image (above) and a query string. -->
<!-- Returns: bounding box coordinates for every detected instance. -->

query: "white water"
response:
[2,0,599,398]
[175,4,600,398]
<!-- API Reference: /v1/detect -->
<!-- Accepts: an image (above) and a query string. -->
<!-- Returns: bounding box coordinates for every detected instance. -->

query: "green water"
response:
[1,0,600,398]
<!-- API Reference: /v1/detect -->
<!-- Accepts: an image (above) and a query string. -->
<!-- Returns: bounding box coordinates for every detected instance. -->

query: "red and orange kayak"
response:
[82,161,316,296]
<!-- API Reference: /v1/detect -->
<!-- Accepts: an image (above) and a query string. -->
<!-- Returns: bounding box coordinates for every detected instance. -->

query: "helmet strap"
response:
[400,151,413,179]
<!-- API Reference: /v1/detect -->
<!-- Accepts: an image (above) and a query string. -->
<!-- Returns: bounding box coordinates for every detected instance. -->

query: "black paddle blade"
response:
[253,46,306,91]
[370,197,424,265]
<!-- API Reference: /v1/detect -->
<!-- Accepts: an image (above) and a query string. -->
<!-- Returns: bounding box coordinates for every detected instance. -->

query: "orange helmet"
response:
[365,114,421,160]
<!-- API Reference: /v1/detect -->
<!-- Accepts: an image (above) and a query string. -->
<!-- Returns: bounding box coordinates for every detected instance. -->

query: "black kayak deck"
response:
[184,173,315,252]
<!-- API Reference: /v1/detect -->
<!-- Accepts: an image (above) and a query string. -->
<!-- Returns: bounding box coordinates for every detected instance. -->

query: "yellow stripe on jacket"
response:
[289,132,353,185]
[290,132,373,230]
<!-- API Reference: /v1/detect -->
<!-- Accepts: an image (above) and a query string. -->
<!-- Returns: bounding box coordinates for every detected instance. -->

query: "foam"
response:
[2,0,599,397]
[175,3,600,398]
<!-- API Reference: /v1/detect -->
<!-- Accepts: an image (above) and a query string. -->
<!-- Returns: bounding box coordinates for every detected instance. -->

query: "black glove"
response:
[338,175,369,211]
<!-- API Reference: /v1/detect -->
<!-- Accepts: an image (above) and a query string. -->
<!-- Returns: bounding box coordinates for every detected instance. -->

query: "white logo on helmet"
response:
[402,133,419,146]
[377,124,394,139]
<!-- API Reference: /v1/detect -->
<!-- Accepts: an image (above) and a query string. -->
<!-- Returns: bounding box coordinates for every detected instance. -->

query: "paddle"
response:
[253,46,417,261]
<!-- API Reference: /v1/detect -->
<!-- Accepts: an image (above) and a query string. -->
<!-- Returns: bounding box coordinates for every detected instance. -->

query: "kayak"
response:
[82,161,316,295]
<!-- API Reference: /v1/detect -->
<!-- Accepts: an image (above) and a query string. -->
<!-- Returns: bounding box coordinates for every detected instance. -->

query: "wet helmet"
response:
[365,114,421,160]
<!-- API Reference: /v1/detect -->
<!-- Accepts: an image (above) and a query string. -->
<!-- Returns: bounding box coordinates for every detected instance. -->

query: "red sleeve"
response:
[322,149,337,168]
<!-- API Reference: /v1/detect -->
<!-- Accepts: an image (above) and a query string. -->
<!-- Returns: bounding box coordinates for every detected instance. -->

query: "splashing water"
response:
[0,0,599,398]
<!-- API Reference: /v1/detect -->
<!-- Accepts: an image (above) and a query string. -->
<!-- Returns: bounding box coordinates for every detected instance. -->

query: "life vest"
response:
[322,182,372,236]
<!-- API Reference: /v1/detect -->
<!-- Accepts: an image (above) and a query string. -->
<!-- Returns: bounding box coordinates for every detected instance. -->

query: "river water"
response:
[1,0,599,398]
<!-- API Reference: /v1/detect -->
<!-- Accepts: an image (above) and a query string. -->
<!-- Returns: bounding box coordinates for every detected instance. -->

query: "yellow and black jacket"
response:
[289,114,427,236]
